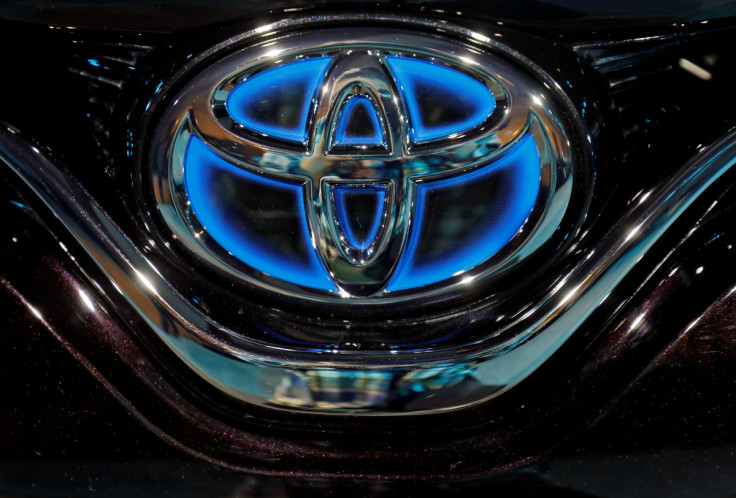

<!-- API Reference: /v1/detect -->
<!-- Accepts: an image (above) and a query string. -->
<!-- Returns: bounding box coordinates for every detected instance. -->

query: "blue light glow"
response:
[385,56,495,143]
[387,134,541,292]
[184,135,336,291]
[333,95,385,147]
[225,57,331,143]
[333,184,386,251]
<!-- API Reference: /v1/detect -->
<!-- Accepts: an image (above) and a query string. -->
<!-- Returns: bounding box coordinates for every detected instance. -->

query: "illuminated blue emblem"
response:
[151,30,574,301]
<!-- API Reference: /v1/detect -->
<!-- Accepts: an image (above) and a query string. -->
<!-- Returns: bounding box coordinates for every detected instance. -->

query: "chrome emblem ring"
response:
[149,27,575,302]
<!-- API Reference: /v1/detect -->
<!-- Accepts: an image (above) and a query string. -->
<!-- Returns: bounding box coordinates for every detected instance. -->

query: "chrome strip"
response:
[2,123,735,414]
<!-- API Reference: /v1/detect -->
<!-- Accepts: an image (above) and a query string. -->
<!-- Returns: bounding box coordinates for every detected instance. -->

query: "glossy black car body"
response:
[3,1,736,495]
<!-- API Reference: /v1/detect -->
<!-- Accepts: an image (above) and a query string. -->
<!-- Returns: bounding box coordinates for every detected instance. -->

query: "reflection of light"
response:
[683,318,700,333]
[678,58,712,81]
[625,223,642,242]
[264,48,283,58]
[28,305,43,321]
[78,289,95,312]
[629,312,646,332]
[695,266,704,274]
[520,308,536,320]
[560,284,581,305]
[135,270,157,294]
[110,280,123,296]
[470,31,491,43]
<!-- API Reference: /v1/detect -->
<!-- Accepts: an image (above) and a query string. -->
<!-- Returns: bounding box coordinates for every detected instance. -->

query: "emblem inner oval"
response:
[149,27,575,301]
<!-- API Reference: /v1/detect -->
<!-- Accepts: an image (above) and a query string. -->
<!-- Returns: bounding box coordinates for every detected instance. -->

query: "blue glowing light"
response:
[225,57,331,143]
[333,95,386,147]
[333,184,387,251]
[386,56,496,143]
[184,135,336,291]
[387,134,541,291]
[9,200,29,210]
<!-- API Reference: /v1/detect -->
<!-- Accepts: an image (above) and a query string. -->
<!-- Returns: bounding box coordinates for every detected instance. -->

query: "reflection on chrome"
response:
[78,288,96,312]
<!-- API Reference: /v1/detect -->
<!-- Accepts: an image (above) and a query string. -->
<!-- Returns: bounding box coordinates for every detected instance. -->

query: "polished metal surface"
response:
[9,16,736,416]
[149,26,575,301]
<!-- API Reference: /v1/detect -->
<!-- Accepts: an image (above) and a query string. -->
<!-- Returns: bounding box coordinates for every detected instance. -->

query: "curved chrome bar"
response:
[470,128,736,391]
[2,122,736,414]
